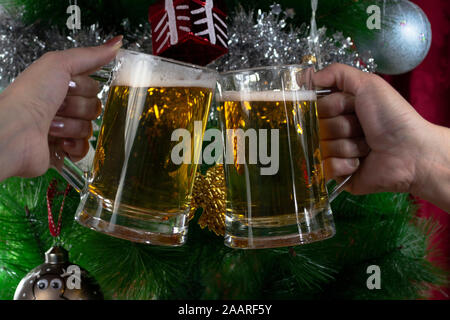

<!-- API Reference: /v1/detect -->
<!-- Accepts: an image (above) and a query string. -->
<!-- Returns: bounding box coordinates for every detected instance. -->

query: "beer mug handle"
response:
[50,66,112,192]
[327,175,352,202]
[316,89,352,203]
[49,144,88,192]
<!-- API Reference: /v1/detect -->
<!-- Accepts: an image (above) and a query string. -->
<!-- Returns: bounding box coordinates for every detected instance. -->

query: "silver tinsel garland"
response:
[0,8,152,89]
[211,4,376,72]
[0,3,375,91]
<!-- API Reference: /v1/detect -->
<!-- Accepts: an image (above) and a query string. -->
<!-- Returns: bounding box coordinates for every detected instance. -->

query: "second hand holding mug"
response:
[52,49,217,246]
[216,64,348,249]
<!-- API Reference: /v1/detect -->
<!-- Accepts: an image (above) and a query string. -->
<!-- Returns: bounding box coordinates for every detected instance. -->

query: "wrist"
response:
[0,91,30,180]
[410,122,450,211]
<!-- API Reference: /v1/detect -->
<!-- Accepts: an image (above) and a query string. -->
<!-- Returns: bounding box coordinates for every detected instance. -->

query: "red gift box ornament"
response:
[149,0,228,66]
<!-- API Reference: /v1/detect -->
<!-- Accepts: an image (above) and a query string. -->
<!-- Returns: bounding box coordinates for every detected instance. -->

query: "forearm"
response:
[411,123,450,212]
[0,92,26,181]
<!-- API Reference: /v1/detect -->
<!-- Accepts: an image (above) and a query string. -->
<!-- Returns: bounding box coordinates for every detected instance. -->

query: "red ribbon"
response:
[46,179,71,237]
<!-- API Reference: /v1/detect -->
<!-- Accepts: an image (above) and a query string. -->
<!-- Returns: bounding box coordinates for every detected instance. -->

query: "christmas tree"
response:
[0,0,447,300]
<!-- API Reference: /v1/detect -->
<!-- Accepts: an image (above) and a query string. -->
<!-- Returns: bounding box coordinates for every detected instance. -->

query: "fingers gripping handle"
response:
[316,88,351,202]
[50,66,112,192]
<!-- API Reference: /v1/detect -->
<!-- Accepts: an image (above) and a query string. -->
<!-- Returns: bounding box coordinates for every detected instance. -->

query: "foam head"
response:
[220,90,317,102]
[111,50,217,88]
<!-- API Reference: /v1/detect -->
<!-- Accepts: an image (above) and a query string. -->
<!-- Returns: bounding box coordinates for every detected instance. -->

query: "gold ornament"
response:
[189,164,226,236]
[301,54,317,65]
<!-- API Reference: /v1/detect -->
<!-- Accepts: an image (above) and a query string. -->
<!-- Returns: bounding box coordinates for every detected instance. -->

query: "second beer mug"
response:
[216,65,346,249]
[54,49,217,246]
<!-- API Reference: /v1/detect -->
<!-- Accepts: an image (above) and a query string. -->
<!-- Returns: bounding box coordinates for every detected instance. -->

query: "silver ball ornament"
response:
[354,0,432,75]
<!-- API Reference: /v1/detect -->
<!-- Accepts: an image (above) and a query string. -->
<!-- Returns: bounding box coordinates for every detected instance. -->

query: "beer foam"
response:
[111,51,217,88]
[220,90,317,102]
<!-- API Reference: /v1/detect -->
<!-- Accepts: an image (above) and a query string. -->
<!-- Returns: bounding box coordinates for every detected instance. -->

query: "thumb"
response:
[60,35,123,76]
[312,63,367,95]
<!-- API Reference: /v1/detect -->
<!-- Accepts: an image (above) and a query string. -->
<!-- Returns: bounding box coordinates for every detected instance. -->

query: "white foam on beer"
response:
[112,53,216,88]
[219,90,317,102]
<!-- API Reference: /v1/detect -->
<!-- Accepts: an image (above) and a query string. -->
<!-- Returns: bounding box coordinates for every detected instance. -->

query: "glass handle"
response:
[315,89,332,96]
[50,143,87,193]
[55,65,112,190]
[316,87,350,202]
[50,68,109,192]
[328,175,352,202]
[60,156,87,193]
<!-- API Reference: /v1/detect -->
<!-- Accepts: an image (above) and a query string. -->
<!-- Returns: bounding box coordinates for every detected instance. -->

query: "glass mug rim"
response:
[116,48,218,74]
[219,63,313,76]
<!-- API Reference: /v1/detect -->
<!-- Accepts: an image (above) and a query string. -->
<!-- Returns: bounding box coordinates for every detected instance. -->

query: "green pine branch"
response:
[0,168,447,300]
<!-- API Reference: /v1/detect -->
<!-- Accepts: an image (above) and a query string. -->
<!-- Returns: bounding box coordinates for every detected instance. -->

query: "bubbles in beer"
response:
[219,93,327,226]
[89,82,213,216]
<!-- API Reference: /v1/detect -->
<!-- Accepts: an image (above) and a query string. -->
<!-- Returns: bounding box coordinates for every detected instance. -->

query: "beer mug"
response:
[53,49,217,246]
[216,65,349,249]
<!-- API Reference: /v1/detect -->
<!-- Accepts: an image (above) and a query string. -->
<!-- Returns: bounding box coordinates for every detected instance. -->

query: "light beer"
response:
[79,57,214,242]
[69,49,217,246]
[219,90,333,247]
[88,85,212,217]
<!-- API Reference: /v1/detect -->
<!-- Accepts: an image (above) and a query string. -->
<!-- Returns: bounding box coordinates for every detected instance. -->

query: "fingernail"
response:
[50,120,64,133]
[63,139,76,148]
[105,35,123,49]
[348,158,360,168]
